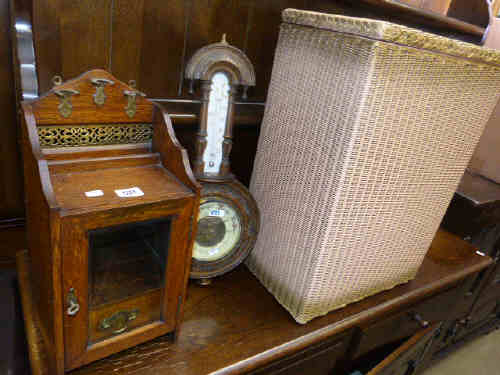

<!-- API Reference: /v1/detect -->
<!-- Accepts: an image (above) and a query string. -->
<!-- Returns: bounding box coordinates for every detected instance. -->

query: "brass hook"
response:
[90,78,114,106]
[54,88,79,118]
[123,80,146,118]
[52,75,63,87]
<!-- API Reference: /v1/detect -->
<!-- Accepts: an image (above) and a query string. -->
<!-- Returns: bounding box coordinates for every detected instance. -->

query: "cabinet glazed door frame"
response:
[61,199,193,370]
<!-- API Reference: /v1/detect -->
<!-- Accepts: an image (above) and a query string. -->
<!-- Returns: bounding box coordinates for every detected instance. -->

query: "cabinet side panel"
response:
[20,115,60,374]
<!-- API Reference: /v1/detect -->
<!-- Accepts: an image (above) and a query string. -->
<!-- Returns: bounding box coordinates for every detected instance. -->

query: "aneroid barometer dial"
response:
[189,182,259,281]
[185,35,259,283]
[194,200,242,261]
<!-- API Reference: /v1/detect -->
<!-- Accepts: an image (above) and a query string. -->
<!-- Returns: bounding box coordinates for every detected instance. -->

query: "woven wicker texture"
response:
[247,10,500,324]
[282,9,500,67]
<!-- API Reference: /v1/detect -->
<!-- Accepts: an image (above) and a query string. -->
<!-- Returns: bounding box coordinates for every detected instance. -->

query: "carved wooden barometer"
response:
[18,69,201,374]
[185,36,260,283]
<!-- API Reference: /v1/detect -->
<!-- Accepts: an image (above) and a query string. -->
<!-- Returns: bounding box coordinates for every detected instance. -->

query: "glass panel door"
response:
[88,218,171,342]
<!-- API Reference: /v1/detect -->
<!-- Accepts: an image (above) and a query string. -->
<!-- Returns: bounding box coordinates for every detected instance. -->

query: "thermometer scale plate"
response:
[203,72,230,174]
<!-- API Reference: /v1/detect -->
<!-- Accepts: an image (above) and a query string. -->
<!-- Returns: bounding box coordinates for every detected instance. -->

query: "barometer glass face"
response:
[193,200,242,261]
[203,71,230,174]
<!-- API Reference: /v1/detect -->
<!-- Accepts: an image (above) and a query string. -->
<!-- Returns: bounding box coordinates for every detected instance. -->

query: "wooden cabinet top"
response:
[18,229,491,375]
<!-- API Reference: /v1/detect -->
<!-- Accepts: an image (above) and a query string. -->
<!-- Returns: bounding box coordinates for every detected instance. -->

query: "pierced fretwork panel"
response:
[37,123,153,148]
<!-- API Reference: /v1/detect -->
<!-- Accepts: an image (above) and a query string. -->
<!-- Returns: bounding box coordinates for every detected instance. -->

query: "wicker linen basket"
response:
[247,9,500,324]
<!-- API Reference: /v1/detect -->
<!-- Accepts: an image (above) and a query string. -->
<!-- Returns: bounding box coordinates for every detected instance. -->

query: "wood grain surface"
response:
[32,70,153,124]
[51,165,193,214]
[47,152,160,174]
[18,70,201,372]
[366,323,440,375]
[29,0,487,100]
[17,229,492,375]
[353,0,485,36]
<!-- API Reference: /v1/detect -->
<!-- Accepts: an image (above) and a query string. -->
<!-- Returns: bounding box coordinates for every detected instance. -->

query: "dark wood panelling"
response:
[33,0,62,93]
[421,0,452,15]
[109,0,144,86]
[230,122,260,186]
[139,0,187,98]
[0,226,27,268]
[447,0,489,28]
[398,0,452,15]
[0,268,29,375]
[30,0,487,99]
[306,0,351,13]
[185,0,250,62]
[398,0,423,8]
[352,0,485,38]
[182,0,251,98]
[244,0,307,101]
[58,0,111,79]
[34,0,112,93]
[0,0,24,220]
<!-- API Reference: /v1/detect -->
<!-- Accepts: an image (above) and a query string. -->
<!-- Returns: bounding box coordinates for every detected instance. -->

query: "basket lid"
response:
[283,8,500,68]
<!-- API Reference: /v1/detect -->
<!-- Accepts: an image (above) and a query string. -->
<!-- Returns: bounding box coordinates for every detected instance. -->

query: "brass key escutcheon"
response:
[66,288,80,316]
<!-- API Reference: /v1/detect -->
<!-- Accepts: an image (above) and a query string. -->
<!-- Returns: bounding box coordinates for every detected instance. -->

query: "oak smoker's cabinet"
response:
[19,70,201,374]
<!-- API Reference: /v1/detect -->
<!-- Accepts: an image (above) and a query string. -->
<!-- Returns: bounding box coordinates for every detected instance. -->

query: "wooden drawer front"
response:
[450,298,500,343]
[485,265,500,299]
[451,273,483,319]
[491,272,500,288]
[468,298,499,328]
[249,334,350,375]
[89,289,161,344]
[471,277,500,313]
[356,286,459,357]
[367,324,441,375]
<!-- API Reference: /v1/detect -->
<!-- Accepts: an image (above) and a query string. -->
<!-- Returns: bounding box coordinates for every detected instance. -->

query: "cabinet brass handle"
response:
[410,312,429,328]
[98,309,139,334]
[66,288,80,316]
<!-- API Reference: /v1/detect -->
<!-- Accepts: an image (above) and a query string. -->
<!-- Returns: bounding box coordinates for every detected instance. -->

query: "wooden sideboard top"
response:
[353,0,485,37]
[457,171,500,206]
[17,229,491,375]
